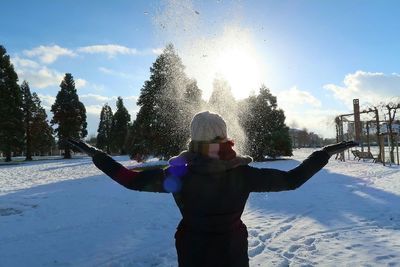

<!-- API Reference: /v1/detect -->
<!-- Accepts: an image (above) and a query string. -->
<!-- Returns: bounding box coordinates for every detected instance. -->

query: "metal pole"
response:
[340,116,345,161]
[366,121,371,153]
[380,135,385,166]
[396,133,399,165]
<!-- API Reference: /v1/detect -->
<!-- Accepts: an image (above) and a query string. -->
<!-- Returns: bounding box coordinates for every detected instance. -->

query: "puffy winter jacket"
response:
[92,150,330,267]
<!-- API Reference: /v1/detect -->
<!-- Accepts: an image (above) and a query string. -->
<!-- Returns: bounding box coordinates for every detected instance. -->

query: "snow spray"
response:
[152,0,267,153]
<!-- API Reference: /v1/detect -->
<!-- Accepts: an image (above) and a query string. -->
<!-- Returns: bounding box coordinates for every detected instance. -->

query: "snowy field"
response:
[1,149,400,267]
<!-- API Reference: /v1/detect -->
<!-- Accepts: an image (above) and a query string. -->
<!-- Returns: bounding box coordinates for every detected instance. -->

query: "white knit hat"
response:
[190,111,227,141]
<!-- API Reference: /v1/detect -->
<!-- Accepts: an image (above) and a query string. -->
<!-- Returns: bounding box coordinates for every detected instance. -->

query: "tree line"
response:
[1,43,294,162]
[289,128,335,149]
[0,46,55,161]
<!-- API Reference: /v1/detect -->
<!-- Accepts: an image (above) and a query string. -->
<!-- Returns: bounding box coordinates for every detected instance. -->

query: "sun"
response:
[215,44,263,99]
[181,26,266,100]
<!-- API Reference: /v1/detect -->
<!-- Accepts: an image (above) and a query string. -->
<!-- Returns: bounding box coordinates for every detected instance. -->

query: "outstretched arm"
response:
[92,152,167,192]
[246,141,357,192]
[67,139,168,193]
[246,150,330,192]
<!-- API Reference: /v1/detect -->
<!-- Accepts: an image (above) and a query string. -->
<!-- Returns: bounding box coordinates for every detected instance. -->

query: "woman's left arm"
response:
[245,150,330,192]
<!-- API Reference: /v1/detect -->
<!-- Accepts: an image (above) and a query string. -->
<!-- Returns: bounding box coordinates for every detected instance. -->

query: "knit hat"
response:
[190,111,228,142]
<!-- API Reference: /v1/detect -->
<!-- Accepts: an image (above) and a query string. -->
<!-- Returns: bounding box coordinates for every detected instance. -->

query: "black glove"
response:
[322,141,359,157]
[65,138,104,157]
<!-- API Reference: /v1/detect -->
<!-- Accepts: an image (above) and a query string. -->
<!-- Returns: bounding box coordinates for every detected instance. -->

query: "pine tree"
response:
[111,97,130,155]
[209,78,236,115]
[96,103,113,154]
[51,73,87,159]
[30,93,55,155]
[240,85,292,160]
[21,81,35,160]
[130,44,190,159]
[181,79,203,142]
[208,77,245,151]
[0,45,24,161]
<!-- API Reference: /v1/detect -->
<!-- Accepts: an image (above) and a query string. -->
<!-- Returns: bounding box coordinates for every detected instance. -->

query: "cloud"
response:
[19,65,64,88]
[151,48,163,55]
[23,45,76,64]
[11,56,40,69]
[75,78,87,89]
[11,56,87,89]
[324,71,400,108]
[277,86,322,109]
[77,44,137,57]
[85,105,104,115]
[284,107,342,138]
[98,67,133,79]
[80,94,112,105]
[273,87,337,137]
[37,94,56,110]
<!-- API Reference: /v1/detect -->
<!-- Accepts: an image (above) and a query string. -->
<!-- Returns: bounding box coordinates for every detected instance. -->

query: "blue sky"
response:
[2,0,399,138]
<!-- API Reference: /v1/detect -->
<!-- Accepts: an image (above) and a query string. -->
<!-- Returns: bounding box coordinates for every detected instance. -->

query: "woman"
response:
[68,111,356,267]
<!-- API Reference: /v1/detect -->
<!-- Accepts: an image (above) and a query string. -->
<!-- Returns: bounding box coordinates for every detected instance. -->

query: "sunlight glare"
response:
[215,44,263,99]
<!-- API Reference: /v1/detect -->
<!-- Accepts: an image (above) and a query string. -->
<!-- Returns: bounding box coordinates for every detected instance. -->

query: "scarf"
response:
[188,139,237,161]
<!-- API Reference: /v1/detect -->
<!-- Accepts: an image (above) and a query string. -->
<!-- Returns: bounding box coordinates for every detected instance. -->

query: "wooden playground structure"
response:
[335,99,400,166]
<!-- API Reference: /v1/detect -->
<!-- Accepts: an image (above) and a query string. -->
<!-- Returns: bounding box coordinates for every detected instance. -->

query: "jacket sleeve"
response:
[92,152,168,193]
[245,150,330,192]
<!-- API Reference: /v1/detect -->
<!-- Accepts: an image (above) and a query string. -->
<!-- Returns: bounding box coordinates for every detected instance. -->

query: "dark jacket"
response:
[93,150,330,267]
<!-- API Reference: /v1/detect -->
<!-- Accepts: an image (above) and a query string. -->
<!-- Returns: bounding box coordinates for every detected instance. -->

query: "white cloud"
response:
[75,78,87,89]
[277,86,322,109]
[151,48,163,55]
[98,67,113,74]
[273,86,338,137]
[284,108,342,138]
[11,56,40,69]
[23,45,76,64]
[12,56,87,89]
[21,66,64,89]
[98,67,133,79]
[77,44,137,57]
[80,94,111,104]
[324,71,400,108]
[37,94,56,110]
[85,105,103,115]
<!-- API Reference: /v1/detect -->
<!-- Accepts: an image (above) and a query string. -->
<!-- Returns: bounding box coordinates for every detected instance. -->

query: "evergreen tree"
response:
[0,45,24,161]
[209,78,236,114]
[21,81,35,160]
[240,85,292,160]
[30,93,55,155]
[182,79,203,136]
[51,73,87,159]
[130,44,190,159]
[127,105,153,161]
[208,77,245,152]
[185,79,202,105]
[96,103,113,154]
[111,97,130,155]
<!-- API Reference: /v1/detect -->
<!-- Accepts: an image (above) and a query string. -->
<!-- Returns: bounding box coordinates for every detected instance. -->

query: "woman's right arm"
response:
[66,139,169,193]
[92,152,168,193]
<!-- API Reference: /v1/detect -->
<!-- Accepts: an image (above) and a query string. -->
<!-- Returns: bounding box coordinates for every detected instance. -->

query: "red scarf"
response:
[189,139,237,160]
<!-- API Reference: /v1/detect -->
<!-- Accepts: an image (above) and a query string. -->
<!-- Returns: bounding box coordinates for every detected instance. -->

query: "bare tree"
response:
[385,102,400,163]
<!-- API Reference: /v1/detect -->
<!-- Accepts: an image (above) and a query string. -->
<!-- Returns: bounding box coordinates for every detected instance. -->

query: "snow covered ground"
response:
[1,149,400,267]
